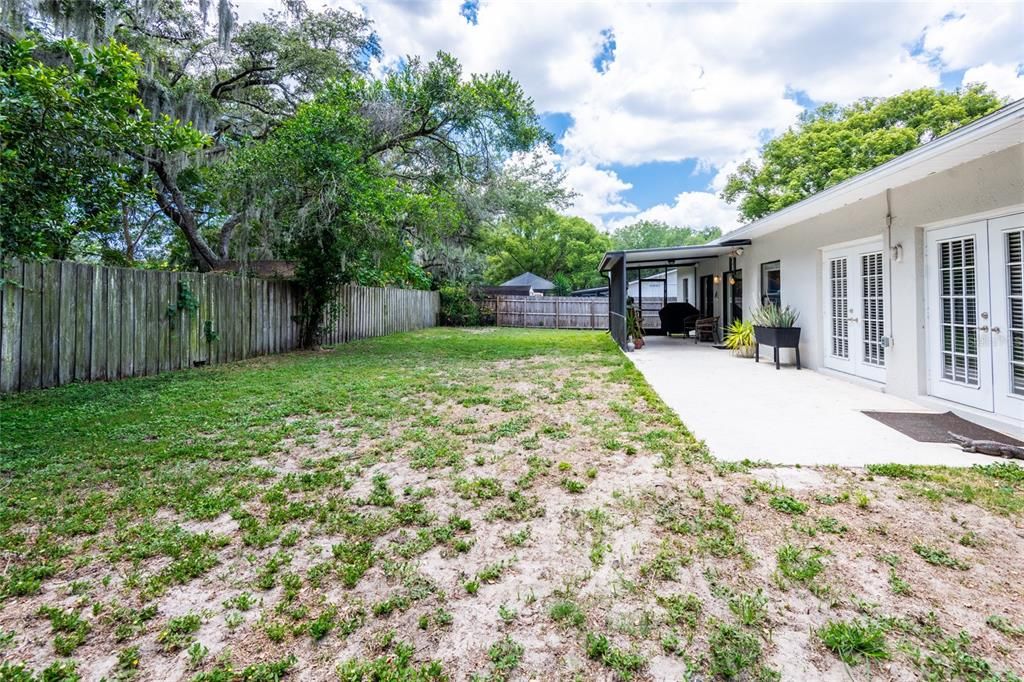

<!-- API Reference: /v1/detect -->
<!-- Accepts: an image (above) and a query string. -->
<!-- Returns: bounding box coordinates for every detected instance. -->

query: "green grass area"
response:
[0,330,641,596]
[1,327,1022,681]
[866,461,1024,514]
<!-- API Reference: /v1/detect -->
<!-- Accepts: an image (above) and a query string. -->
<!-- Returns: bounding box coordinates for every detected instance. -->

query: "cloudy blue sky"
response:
[242,1,1024,232]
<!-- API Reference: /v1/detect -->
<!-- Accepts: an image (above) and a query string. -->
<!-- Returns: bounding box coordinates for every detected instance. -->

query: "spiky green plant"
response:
[751,304,800,327]
[723,319,755,354]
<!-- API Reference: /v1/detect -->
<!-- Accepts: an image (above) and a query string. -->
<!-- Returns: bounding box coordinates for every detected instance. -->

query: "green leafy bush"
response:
[439,283,481,326]
[627,305,644,342]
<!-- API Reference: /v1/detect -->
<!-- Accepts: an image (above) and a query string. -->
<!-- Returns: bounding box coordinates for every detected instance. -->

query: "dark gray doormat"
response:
[862,411,1023,445]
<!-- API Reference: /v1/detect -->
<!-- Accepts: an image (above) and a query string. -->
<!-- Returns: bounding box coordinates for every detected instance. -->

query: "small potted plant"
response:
[627,305,645,349]
[723,319,755,357]
[751,304,801,369]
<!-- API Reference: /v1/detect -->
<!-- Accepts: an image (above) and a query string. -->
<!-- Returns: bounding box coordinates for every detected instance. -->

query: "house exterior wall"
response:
[695,142,1024,416]
[675,267,697,306]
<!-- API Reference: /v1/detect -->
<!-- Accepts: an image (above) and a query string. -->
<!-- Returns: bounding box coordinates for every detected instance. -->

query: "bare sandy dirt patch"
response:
[2,330,1022,681]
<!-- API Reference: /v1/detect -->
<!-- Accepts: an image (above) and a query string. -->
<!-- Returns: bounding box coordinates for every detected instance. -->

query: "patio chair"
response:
[658,302,700,337]
[694,316,719,344]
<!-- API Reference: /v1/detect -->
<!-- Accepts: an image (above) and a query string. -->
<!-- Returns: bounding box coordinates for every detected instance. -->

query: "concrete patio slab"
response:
[628,336,1001,467]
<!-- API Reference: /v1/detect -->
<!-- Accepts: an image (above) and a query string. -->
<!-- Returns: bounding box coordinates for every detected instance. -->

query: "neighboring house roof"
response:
[501,272,556,290]
[570,286,607,297]
[636,268,676,282]
[481,285,534,297]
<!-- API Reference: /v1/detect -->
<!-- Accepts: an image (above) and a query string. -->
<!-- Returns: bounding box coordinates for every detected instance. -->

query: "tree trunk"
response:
[122,205,135,263]
[150,160,233,272]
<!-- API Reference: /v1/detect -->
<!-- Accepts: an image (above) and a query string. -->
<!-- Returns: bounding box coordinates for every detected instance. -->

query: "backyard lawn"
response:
[2,328,1023,681]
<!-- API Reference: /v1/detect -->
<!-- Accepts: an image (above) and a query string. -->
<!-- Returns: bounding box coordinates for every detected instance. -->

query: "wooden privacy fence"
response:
[0,260,439,394]
[495,295,609,330]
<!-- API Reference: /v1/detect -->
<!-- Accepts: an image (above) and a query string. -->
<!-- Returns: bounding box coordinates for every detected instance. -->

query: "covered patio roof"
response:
[598,240,750,272]
[600,241,750,349]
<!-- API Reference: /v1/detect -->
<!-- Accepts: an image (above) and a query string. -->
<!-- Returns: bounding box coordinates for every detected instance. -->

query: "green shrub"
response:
[550,599,586,629]
[708,623,762,677]
[439,283,481,326]
[865,463,927,479]
[913,543,969,570]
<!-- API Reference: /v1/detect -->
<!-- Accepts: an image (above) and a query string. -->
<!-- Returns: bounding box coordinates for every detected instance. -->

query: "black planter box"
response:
[754,326,801,370]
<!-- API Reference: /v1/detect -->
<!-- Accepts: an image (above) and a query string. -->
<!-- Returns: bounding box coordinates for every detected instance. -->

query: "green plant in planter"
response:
[723,319,755,355]
[751,304,799,328]
[626,306,644,343]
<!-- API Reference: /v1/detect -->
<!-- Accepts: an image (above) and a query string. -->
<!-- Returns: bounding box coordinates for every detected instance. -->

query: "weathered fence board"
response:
[1,262,23,392]
[21,262,43,391]
[491,295,676,331]
[494,295,610,330]
[0,260,440,394]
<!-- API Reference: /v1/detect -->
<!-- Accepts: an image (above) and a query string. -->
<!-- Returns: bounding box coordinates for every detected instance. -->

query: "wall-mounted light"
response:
[713,274,721,285]
[890,243,904,263]
[728,276,736,286]
[733,247,745,257]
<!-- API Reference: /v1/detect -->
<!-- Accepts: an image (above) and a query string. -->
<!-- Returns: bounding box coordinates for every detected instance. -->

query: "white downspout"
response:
[885,188,896,352]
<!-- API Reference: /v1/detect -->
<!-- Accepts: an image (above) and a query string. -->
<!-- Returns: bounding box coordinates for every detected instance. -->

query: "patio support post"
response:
[608,255,628,350]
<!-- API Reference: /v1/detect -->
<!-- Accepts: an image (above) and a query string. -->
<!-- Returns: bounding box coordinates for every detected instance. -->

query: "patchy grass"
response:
[818,618,889,665]
[769,494,808,515]
[1,327,1022,679]
[912,543,971,571]
[867,461,1024,514]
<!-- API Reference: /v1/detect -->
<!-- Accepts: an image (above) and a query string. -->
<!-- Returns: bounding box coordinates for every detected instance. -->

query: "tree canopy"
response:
[483,211,611,292]
[227,54,553,342]
[611,221,721,251]
[1,1,569,343]
[0,35,205,260]
[721,85,1007,222]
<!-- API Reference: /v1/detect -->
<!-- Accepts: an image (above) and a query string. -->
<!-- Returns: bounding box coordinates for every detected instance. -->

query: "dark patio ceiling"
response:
[598,240,750,272]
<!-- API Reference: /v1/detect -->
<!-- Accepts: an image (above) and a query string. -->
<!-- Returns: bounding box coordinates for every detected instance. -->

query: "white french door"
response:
[926,222,992,411]
[822,239,887,383]
[926,215,1024,421]
[988,214,1024,419]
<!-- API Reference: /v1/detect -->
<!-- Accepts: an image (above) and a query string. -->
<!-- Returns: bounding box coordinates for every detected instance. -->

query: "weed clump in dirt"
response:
[913,543,970,570]
[818,618,889,665]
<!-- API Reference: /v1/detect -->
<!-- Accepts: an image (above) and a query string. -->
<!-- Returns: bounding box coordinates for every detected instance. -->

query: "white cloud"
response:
[562,163,636,225]
[962,62,1024,100]
[354,1,1016,168]
[921,3,1024,71]
[237,0,1023,229]
[607,191,742,234]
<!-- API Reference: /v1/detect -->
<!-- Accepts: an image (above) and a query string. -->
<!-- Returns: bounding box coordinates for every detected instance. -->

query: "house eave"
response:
[717,97,1024,243]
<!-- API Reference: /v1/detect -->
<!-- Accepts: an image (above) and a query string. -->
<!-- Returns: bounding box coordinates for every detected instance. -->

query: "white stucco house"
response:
[602,98,1024,434]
